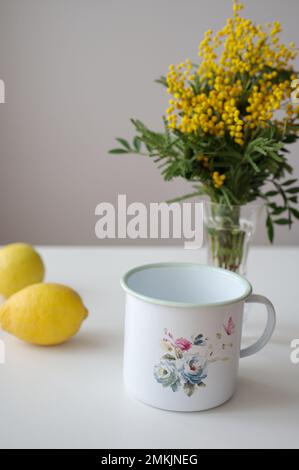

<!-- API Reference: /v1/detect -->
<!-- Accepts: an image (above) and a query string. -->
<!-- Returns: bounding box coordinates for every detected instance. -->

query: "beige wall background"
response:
[0,0,298,246]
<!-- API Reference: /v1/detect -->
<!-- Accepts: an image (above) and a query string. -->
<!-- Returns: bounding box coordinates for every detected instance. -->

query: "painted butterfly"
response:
[223,316,235,335]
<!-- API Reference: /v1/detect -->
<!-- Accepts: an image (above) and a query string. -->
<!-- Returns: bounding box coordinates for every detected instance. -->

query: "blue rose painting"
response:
[154,320,235,397]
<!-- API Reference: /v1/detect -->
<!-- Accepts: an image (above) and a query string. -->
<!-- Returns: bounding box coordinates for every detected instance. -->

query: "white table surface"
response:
[0,246,298,449]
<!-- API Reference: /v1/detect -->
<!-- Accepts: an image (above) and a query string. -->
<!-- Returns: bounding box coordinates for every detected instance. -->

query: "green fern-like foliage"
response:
[110,118,299,242]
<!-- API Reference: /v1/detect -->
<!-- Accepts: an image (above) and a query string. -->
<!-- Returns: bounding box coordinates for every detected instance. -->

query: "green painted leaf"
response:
[170,379,180,392]
[175,347,183,359]
[183,382,196,397]
[193,333,205,346]
[162,354,176,361]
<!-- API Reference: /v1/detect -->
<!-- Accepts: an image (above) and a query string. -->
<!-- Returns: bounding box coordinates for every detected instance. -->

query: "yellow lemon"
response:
[0,243,45,298]
[0,283,88,345]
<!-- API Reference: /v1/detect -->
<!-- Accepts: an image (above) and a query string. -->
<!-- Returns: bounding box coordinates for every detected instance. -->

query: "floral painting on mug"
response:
[154,319,235,397]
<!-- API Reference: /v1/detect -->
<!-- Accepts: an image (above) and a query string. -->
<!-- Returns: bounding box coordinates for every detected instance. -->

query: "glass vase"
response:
[203,201,263,276]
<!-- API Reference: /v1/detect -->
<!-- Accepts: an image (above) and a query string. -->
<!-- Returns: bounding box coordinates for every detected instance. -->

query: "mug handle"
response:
[240,294,276,359]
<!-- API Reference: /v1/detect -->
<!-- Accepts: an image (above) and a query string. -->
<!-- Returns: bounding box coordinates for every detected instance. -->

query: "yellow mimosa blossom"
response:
[165,0,298,152]
[212,172,226,189]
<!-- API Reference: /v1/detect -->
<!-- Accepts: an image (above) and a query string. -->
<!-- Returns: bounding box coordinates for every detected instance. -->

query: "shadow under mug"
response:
[121,263,276,412]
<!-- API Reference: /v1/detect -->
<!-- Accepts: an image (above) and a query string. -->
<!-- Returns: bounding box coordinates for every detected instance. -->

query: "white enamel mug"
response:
[121,263,276,412]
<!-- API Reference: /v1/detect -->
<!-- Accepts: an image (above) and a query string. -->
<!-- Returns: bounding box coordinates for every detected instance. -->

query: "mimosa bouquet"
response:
[110,1,299,271]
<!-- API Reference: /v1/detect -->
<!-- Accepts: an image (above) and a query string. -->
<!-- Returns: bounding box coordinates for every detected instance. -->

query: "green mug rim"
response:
[120,262,252,308]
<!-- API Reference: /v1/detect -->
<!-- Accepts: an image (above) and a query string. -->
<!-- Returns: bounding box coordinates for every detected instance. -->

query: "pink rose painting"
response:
[175,337,192,351]
[156,321,235,397]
